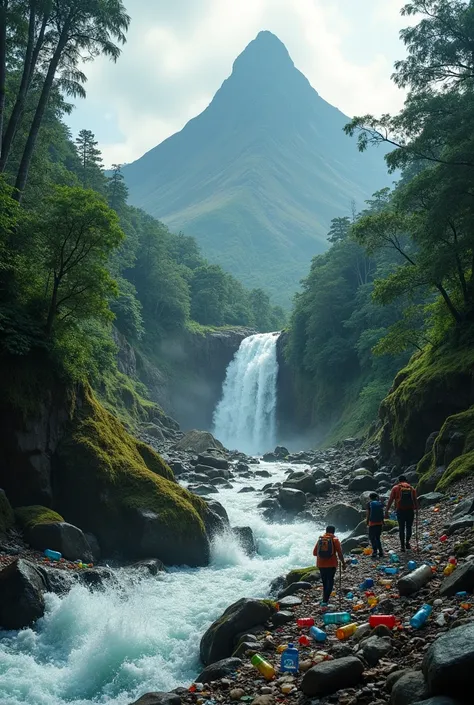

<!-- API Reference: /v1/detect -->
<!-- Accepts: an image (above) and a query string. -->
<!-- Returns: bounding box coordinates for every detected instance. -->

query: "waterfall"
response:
[213,332,279,455]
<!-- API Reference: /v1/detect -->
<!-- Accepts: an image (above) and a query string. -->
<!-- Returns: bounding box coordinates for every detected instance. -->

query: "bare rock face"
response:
[0,559,47,630]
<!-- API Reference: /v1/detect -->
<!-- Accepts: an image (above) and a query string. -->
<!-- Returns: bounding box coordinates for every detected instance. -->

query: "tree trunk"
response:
[0,2,49,172]
[0,0,7,161]
[45,275,60,336]
[14,19,70,200]
[436,283,462,323]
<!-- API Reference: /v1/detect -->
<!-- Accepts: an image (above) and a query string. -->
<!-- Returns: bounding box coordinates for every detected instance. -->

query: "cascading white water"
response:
[212,332,279,455]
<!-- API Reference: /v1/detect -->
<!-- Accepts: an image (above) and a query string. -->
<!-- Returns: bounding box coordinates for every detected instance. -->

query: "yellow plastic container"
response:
[251,654,275,680]
[336,623,358,641]
[368,597,378,608]
[444,563,455,577]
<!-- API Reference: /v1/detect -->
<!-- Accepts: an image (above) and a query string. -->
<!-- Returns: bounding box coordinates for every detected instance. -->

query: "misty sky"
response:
[67,0,413,167]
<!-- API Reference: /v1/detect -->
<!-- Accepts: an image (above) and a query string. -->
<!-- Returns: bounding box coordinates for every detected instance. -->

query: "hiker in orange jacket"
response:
[313,525,346,606]
[385,475,418,552]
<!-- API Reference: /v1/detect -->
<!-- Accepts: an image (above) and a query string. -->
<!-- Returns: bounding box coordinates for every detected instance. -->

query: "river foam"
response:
[0,463,325,705]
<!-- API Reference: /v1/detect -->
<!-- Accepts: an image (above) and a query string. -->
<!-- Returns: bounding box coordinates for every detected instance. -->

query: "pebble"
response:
[230,688,245,700]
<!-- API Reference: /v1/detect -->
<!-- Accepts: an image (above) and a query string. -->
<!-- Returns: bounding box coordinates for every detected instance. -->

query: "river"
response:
[0,463,324,705]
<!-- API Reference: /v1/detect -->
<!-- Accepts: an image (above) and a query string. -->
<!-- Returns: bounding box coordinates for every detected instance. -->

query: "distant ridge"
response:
[123,31,389,306]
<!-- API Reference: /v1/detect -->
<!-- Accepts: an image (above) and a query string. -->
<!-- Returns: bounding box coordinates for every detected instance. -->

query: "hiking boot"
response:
[406,542,411,551]
[401,546,406,552]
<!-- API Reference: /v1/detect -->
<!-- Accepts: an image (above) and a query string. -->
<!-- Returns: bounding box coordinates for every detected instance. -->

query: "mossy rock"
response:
[53,385,210,566]
[15,505,64,532]
[417,406,474,491]
[285,566,318,586]
[382,519,398,533]
[0,490,14,535]
[379,340,474,464]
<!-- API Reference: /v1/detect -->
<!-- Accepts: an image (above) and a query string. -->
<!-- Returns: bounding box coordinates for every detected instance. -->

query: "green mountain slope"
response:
[123,31,390,305]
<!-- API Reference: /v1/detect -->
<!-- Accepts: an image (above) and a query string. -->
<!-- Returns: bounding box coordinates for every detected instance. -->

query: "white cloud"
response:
[68,0,410,167]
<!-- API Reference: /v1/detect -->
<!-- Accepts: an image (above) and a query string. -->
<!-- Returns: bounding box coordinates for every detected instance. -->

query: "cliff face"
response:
[158,327,254,431]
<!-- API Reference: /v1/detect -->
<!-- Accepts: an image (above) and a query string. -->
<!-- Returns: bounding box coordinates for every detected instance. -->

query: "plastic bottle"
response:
[297,617,314,628]
[367,596,378,608]
[384,567,398,575]
[369,614,397,629]
[410,604,432,629]
[323,612,352,625]
[449,557,457,565]
[444,563,455,576]
[359,578,374,590]
[440,534,448,542]
[456,591,468,598]
[251,654,275,680]
[298,635,310,647]
[407,560,417,571]
[280,643,299,673]
[398,565,433,596]
[390,554,400,564]
[309,626,327,642]
[346,592,354,600]
[335,623,358,641]
[44,549,62,561]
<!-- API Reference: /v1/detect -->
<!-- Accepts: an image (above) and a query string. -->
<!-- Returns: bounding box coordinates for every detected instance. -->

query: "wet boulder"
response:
[353,456,378,473]
[283,474,315,494]
[452,496,474,518]
[205,499,229,524]
[26,521,94,562]
[359,635,392,666]
[301,656,364,696]
[418,493,445,508]
[278,487,306,512]
[447,515,474,536]
[390,670,429,705]
[278,581,312,599]
[422,623,474,698]
[196,657,242,683]
[129,693,181,705]
[232,527,257,556]
[200,598,276,665]
[0,558,47,629]
[197,454,229,470]
[348,475,377,492]
[312,478,331,495]
[324,503,362,532]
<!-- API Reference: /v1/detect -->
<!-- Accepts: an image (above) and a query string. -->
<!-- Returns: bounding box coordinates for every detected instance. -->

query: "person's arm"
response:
[313,542,319,557]
[385,487,396,516]
[335,539,346,569]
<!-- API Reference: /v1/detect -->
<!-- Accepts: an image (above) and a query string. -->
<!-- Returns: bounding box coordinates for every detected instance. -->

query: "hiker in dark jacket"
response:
[313,525,346,606]
[386,475,418,551]
[366,492,385,558]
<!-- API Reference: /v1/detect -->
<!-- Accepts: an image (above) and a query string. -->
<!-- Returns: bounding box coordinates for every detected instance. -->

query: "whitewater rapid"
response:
[0,463,325,705]
[213,332,279,455]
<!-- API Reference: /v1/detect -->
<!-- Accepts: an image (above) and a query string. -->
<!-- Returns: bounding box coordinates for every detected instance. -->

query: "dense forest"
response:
[286,0,474,449]
[0,0,285,399]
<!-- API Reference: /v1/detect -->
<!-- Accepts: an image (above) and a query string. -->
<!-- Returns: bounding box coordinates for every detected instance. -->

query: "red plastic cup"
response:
[440,535,448,542]
[297,617,315,628]
[298,635,311,646]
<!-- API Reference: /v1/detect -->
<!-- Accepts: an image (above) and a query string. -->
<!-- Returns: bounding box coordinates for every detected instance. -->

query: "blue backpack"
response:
[369,500,384,523]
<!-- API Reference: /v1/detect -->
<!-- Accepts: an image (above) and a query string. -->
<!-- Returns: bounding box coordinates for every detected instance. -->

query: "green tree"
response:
[327,216,351,244]
[75,129,104,190]
[13,0,130,199]
[32,186,123,336]
[106,163,128,212]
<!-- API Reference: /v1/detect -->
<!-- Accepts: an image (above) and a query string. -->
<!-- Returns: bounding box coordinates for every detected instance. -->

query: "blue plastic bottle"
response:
[359,578,374,590]
[390,553,400,564]
[309,626,327,642]
[384,567,398,575]
[280,643,299,673]
[407,560,417,571]
[323,612,351,626]
[410,604,432,629]
[346,592,354,600]
[44,549,61,561]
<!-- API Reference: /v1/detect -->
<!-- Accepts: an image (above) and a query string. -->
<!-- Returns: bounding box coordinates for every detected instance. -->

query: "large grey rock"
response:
[0,558,47,629]
[312,468,328,481]
[348,475,377,492]
[232,527,257,556]
[347,520,368,540]
[418,493,444,508]
[278,595,302,607]
[129,693,181,705]
[359,490,374,508]
[360,635,392,666]
[353,456,378,473]
[452,497,474,519]
[412,699,466,705]
[200,599,275,665]
[417,467,445,496]
[283,474,316,494]
[196,465,231,480]
[301,656,364,696]
[278,487,306,512]
[26,521,93,562]
[422,623,474,698]
[271,610,294,626]
[206,499,229,524]
[374,472,391,485]
[312,478,331,495]
[196,657,242,683]
[197,454,229,470]
[174,430,224,454]
[341,536,369,553]
[440,560,474,596]
[278,581,312,599]
[324,503,362,532]
[447,515,474,536]
[390,671,429,705]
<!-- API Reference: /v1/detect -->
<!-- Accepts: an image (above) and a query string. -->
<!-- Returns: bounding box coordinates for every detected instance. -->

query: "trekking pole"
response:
[338,563,342,610]
[416,512,420,554]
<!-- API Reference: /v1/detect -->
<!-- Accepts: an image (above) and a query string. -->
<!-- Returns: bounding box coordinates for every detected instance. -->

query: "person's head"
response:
[398,475,407,484]
[326,525,336,535]
[369,492,379,501]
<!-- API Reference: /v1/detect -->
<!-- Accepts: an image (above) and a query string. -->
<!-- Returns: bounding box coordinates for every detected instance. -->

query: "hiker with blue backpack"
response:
[366,492,385,559]
[313,525,346,606]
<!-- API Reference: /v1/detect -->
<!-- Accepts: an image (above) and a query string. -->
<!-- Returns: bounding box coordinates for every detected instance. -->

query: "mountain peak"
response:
[232,31,294,77]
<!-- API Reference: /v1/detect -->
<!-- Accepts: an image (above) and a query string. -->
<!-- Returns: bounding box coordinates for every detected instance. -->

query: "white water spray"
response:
[213,332,279,455]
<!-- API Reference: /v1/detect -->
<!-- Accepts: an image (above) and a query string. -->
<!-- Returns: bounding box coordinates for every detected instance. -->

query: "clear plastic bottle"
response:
[323,612,352,625]
[280,643,299,673]
[410,604,432,629]
[251,654,275,680]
